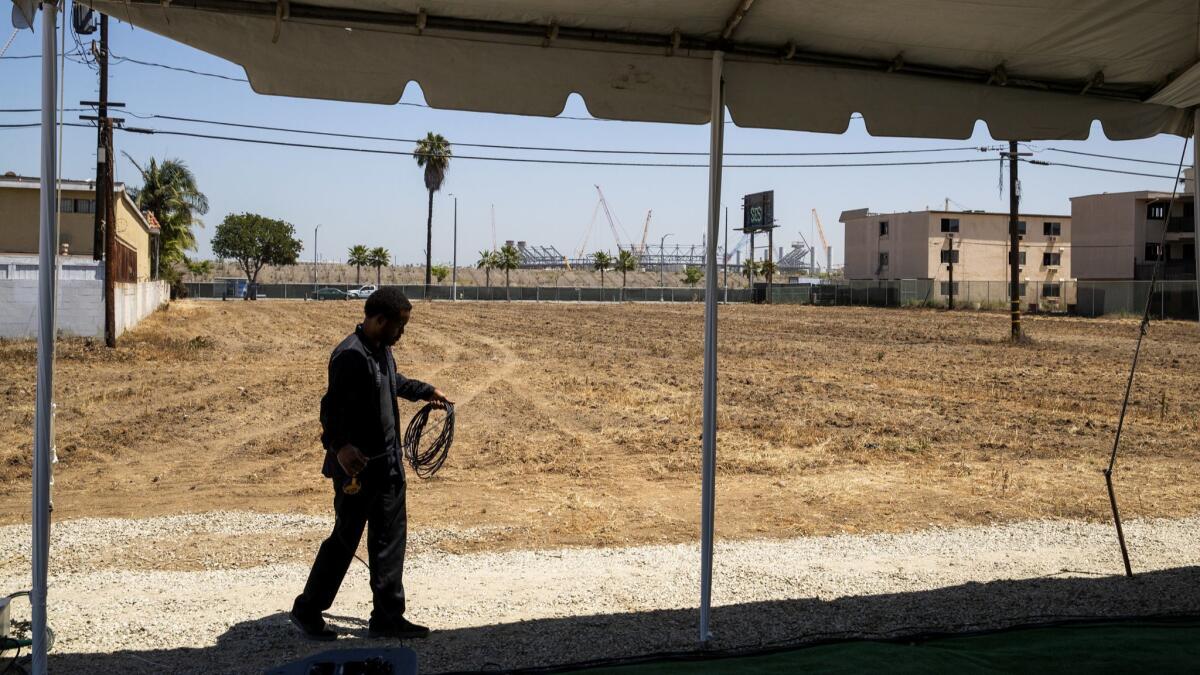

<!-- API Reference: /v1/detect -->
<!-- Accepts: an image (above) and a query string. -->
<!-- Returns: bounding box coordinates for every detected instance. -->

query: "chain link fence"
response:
[183,280,1199,320]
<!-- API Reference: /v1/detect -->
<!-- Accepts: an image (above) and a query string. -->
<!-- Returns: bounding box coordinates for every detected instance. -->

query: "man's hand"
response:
[336,444,368,475]
[426,388,454,408]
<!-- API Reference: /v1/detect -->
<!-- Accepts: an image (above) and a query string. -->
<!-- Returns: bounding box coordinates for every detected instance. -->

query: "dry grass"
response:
[1,301,1198,551]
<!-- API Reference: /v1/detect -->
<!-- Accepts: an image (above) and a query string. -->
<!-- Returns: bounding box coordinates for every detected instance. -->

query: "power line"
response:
[118,126,1006,168]
[109,54,248,83]
[1039,146,1182,168]
[1022,158,1182,181]
[0,121,1184,179]
[0,107,998,157]
[119,112,1002,157]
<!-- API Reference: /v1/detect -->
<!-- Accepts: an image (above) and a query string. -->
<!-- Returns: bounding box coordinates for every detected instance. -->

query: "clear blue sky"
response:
[1,10,1190,267]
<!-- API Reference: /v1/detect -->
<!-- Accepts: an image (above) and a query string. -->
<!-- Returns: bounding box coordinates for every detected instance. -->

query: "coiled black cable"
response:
[403,402,455,479]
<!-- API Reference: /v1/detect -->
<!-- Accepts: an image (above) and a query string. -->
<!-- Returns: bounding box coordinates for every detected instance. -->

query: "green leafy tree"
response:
[210,213,303,298]
[124,153,209,272]
[592,251,612,289]
[348,244,371,285]
[431,263,451,284]
[185,259,213,277]
[497,243,521,300]
[615,249,637,300]
[368,247,391,285]
[682,266,703,286]
[477,249,498,287]
[413,132,452,299]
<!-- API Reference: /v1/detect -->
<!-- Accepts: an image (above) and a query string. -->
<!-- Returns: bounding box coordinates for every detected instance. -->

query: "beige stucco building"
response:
[0,174,159,281]
[841,208,1072,300]
[1070,190,1195,281]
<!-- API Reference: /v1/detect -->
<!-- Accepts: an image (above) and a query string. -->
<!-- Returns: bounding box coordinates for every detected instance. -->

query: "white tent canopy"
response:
[88,0,1195,138]
[20,2,1200,673]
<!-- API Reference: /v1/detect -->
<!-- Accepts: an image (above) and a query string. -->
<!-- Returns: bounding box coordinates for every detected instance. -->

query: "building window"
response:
[60,198,75,213]
[1017,282,1028,297]
[878,252,889,268]
[1009,251,1027,266]
[1042,251,1061,266]
[1147,203,1167,220]
[1016,220,1027,236]
[1042,283,1061,298]
[1145,242,1162,262]
[68,199,95,214]
[1043,221,1062,236]
[940,218,960,233]
[940,281,960,296]
[879,221,889,236]
[940,249,959,264]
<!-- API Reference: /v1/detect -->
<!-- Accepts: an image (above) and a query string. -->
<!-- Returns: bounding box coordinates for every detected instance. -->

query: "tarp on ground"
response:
[84,0,1196,140]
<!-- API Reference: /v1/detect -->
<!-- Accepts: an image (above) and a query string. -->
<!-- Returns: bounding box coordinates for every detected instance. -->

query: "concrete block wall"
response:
[114,280,169,338]
[0,278,167,339]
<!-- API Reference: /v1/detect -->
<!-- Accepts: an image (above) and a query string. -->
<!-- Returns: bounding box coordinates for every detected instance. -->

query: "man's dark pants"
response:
[295,474,408,625]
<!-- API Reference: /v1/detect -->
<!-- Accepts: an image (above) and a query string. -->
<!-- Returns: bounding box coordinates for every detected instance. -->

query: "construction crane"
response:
[595,185,634,252]
[490,204,497,251]
[575,199,603,260]
[636,210,653,256]
[811,208,832,273]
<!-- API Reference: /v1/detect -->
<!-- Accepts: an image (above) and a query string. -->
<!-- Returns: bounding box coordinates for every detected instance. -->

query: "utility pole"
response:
[451,194,458,301]
[946,234,955,311]
[312,224,320,293]
[659,232,673,301]
[720,204,729,300]
[83,13,124,347]
[92,13,108,262]
[103,119,116,346]
[1008,140,1022,340]
[748,231,757,301]
[767,225,774,305]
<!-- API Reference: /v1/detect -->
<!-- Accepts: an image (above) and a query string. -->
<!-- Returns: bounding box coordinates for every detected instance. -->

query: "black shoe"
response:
[289,607,337,641]
[368,616,430,640]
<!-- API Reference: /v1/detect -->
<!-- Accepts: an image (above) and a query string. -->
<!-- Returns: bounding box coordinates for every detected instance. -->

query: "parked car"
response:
[313,287,349,301]
[347,284,377,299]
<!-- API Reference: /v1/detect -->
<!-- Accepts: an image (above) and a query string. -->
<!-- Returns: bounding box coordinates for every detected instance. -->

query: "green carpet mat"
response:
[581,619,1200,674]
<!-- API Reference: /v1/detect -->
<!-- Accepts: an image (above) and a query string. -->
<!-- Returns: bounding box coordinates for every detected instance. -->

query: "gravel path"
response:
[2,513,1198,673]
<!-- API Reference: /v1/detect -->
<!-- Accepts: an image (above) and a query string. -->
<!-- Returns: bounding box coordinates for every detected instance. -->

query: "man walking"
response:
[292,287,452,640]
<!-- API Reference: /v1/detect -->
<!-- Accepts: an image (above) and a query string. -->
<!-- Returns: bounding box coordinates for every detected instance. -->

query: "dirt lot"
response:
[2,301,1198,562]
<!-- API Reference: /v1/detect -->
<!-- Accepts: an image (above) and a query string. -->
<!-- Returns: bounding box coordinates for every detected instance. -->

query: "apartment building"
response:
[1070,190,1195,281]
[841,208,1072,301]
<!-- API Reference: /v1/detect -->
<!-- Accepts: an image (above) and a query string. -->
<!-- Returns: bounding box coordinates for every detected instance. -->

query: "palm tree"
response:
[615,249,637,301]
[123,153,209,273]
[742,258,761,283]
[498,242,520,301]
[413,132,452,300]
[368,246,391,285]
[592,251,612,291]
[477,249,498,287]
[348,245,370,285]
[761,259,778,282]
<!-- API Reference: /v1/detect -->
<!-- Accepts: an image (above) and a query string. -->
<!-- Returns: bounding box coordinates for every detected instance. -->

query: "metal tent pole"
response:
[1193,109,1199,324]
[699,50,724,647]
[33,3,60,673]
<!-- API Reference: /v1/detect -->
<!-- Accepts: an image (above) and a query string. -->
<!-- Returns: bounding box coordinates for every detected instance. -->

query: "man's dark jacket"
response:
[320,326,433,479]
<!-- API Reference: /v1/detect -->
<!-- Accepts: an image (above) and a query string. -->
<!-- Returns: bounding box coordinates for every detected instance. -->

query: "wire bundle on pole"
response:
[403,402,454,479]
